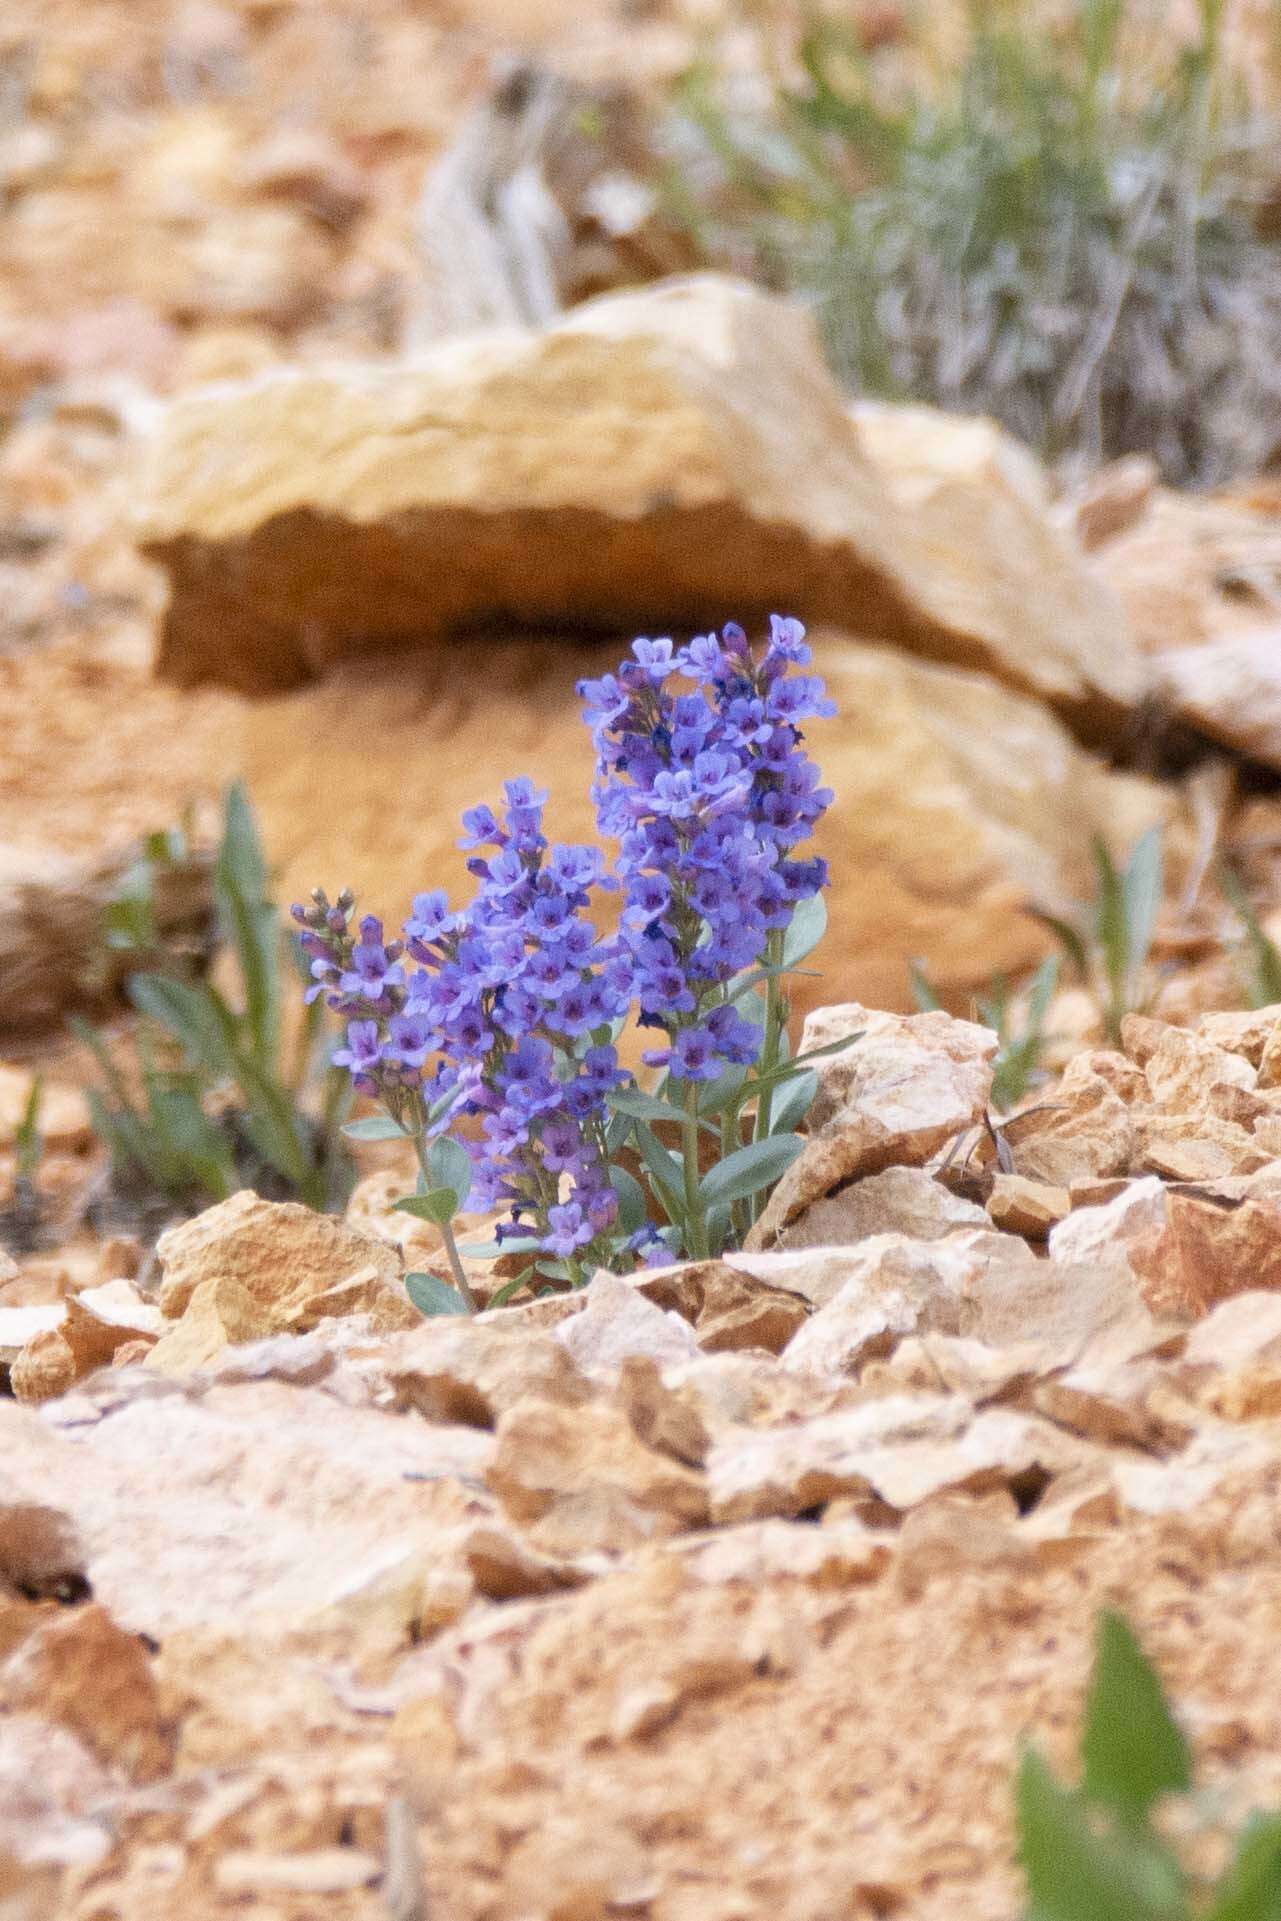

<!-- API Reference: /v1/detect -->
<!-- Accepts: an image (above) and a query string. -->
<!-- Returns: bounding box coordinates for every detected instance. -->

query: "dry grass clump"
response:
[665,0,1281,485]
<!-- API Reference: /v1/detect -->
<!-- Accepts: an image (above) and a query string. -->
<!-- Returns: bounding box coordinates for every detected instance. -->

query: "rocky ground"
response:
[11,2,1281,1918]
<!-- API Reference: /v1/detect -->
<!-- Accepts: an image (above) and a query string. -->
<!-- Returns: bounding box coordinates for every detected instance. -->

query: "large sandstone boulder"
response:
[136,275,1143,733]
[240,634,1167,1012]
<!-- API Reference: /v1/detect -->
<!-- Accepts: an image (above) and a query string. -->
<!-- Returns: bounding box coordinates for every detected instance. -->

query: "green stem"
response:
[411,1127,479,1314]
[681,1079,709,1261]
[754,928,787,1148]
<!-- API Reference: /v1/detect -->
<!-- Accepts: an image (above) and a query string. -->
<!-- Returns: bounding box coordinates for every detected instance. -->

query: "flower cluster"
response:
[578,615,834,1080]
[294,780,628,1266]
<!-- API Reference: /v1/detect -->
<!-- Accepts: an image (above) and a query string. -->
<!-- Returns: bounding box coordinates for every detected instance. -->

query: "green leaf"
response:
[1016,1748,1185,1921]
[342,1115,409,1141]
[698,1132,803,1209]
[146,1084,237,1200]
[457,1235,542,1259]
[214,781,280,1068]
[427,1134,473,1211]
[128,974,239,1080]
[405,1272,469,1317]
[1206,1813,1281,1921]
[631,1120,687,1226]
[769,1066,818,1135]
[1121,827,1163,984]
[608,1085,718,1136]
[1027,907,1090,983]
[696,1064,750,1117]
[908,957,942,1012]
[1081,1612,1191,1817]
[486,1273,534,1308]
[781,891,827,968]
[393,1189,461,1226]
[607,1164,649,1236]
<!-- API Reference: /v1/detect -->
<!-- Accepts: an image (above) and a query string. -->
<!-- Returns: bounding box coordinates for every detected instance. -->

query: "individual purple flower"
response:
[333,1020,383,1075]
[545,1202,595,1258]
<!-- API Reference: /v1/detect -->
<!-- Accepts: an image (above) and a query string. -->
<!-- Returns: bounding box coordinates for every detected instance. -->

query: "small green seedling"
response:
[1018,1609,1281,1920]
[78,783,352,1214]
[1031,827,1163,1046]
[1220,864,1281,1011]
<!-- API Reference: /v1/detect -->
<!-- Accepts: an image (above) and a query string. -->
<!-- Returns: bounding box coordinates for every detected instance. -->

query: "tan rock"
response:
[1260,1022,1281,1091]
[1174,1291,1281,1420]
[1048,1177,1167,1268]
[635,1257,813,1353]
[285,1261,420,1334]
[138,276,1142,731]
[1135,1111,1272,1179]
[385,1320,590,1427]
[748,1005,996,1246]
[144,1274,279,1375]
[1129,1188,1281,1318]
[986,1174,1070,1239]
[616,1355,710,1468]
[1200,1004,1281,1069]
[155,1189,400,1320]
[0,1601,172,1781]
[999,1066,1134,1188]
[1141,1136,1238,1183]
[1142,1025,1257,1115]
[10,1282,163,1404]
[488,1399,708,1555]
[769,1165,988,1252]
[556,1270,702,1379]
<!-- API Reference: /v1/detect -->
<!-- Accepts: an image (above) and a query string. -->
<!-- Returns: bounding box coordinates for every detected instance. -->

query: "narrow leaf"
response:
[769,1067,819,1135]
[1081,1611,1192,1816]
[1016,1748,1183,1921]
[698,1132,803,1209]
[909,957,942,1012]
[342,1115,409,1141]
[1206,1813,1281,1921]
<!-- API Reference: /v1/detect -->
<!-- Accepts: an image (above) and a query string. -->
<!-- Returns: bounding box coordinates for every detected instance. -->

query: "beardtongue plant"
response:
[295,615,849,1314]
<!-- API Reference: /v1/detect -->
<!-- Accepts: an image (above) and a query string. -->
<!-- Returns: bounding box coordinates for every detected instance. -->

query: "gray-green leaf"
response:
[698,1132,803,1209]
[405,1272,469,1316]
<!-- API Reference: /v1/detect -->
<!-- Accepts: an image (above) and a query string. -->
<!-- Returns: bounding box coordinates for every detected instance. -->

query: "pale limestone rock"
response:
[767,1165,988,1253]
[5,1383,494,1641]
[1156,627,1281,773]
[722,1248,862,1311]
[1048,1176,1168,1268]
[1142,1024,1257,1116]
[488,1399,708,1555]
[385,1320,590,1427]
[1173,1292,1281,1420]
[986,1174,1070,1240]
[155,1188,401,1321]
[748,1006,996,1247]
[137,276,1142,730]
[707,1397,1086,1524]
[557,1270,702,1380]
[781,1228,1153,1382]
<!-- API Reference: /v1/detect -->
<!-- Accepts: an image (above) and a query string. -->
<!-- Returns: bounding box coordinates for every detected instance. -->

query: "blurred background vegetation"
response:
[664,0,1281,484]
